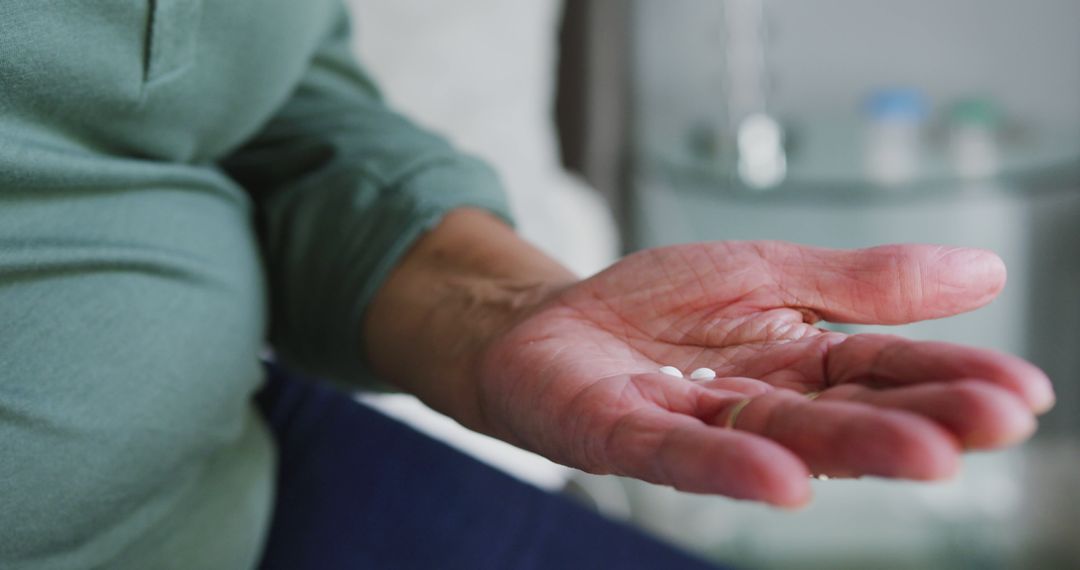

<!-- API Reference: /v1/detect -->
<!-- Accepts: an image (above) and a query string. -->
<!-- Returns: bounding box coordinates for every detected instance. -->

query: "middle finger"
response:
[814,380,1036,450]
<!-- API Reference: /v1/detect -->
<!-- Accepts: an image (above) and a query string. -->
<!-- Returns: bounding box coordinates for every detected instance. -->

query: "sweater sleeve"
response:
[220,8,512,387]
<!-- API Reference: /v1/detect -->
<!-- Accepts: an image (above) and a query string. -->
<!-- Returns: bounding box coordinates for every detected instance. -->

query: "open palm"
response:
[477,241,1054,507]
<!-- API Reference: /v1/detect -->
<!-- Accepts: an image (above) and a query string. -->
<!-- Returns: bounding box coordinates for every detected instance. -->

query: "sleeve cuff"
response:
[269,153,513,389]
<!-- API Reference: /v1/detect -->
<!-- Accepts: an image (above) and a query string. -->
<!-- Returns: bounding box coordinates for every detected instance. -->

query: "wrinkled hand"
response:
[477,242,1054,507]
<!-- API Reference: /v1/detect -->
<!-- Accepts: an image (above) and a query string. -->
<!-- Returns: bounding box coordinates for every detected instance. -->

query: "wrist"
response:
[441,275,575,432]
[363,208,577,428]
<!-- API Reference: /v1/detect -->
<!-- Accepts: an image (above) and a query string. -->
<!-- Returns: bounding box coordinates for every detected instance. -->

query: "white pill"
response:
[658,366,683,378]
[689,368,717,381]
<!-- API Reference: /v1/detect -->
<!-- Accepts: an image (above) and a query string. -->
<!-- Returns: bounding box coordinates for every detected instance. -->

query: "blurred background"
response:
[348,0,1080,568]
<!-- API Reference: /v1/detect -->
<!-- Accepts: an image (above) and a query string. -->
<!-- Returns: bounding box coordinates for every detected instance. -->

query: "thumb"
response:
[761,242,1007,325]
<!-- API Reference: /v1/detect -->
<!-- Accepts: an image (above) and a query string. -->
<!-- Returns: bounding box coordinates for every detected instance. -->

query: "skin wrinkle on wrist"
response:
[434,276,561,384]
[363,208,577,431]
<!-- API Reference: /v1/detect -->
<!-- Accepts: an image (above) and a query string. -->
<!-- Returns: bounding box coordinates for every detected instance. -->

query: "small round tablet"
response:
[658,366,683,378]
[689,368,716,381]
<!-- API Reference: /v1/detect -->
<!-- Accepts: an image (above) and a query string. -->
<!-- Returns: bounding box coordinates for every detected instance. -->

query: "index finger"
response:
[826,334,1055,413]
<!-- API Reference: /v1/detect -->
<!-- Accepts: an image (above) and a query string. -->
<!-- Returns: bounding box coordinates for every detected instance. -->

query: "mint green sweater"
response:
[0,2,510,568]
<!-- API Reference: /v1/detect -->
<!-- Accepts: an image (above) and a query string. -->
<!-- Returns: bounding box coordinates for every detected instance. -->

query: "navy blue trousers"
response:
[254,365,725,569]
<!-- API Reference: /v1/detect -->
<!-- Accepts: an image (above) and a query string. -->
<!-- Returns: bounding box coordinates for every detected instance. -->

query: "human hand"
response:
[476,241,1054,507]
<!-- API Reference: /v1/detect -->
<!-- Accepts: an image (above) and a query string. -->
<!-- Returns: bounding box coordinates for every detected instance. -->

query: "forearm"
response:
[363,208,578,431]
